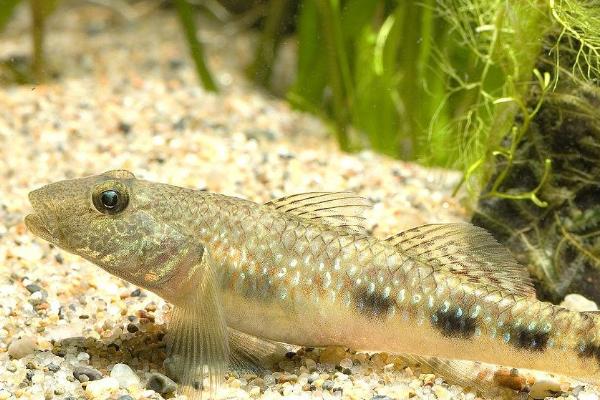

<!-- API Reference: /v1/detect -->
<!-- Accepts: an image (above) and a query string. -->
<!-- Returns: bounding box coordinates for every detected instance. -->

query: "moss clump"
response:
[470,20,600,301]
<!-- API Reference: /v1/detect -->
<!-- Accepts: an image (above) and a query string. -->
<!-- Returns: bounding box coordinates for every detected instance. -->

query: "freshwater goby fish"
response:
[25,170,600,396]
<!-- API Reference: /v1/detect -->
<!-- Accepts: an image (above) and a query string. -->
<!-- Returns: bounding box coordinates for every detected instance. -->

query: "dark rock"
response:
[47,363,60,372]
[146,372,177,394]
[73,366,102,382]
[25,283,42,293]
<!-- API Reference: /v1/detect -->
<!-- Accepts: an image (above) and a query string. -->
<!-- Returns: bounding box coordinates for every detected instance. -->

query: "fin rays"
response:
[387,223,536,298]
[266,191,371,235]
[165,253,228,398]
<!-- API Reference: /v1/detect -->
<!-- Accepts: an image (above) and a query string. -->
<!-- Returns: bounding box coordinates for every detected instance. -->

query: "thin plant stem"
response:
[30,0,46,82]
[250,0,290,87]
[315,0,351,151]
[173,0,218,92]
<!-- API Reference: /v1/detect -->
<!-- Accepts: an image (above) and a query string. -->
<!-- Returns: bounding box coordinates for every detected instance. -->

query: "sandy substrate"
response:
[1,4,599,400]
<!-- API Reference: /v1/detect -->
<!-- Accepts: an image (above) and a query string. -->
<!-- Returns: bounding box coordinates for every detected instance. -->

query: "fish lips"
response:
[25,190,61,245]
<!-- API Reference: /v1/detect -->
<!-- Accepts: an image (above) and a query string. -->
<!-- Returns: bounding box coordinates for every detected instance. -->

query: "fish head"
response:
[25,170,197,293]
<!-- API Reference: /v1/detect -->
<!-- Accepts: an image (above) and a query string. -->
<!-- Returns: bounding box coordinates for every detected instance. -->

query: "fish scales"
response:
[24,170,600,397]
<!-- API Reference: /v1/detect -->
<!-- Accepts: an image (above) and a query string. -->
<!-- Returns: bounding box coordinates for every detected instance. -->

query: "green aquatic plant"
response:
[286,0,452,160]
[440,0,600,301]
[0,0,60,83]
[173,0,218,92]
[1,0,217,91]
[0,0,21,32]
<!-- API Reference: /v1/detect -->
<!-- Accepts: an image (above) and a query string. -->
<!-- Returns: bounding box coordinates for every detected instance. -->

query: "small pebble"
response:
[85,377,119,398]
[579,392,599,400]
[249,386,261,396]
[322,380,334,391]
[73,366,102,382]
[561,294,598,312]
[28,290,47,305]
[304,358,317,371]
[319,346,346,365]
[118,396,134,400]
[146,372,177,394]
[249,377,265,390]
[47,363,60,372]
[432,385,451,400]
[110,363,141,388]
[25,283,42,293]
[8,336,37,359]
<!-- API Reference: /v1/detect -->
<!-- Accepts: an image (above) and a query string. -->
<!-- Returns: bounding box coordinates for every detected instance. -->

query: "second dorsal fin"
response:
[265,192,371,235]
[386,223,536,298]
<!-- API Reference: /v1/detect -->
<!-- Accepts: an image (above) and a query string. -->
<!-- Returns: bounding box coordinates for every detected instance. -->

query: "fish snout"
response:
[25,183,69,244]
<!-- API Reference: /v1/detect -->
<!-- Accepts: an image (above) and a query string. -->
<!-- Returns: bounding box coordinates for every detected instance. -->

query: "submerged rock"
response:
[110,363,140,388]
[146,372,177,394]
[8,336,37,359]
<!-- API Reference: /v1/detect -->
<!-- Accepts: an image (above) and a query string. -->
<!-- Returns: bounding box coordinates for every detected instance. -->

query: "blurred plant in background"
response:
[1,0,599,301]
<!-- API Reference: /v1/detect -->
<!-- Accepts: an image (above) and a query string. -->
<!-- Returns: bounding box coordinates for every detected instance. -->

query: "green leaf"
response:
[0,0,22,32]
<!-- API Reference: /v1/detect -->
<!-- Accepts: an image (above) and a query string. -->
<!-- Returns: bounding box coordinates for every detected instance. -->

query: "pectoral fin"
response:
[164,254,228,399]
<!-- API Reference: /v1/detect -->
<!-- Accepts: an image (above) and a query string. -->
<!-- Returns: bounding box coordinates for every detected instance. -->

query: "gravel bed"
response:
[0,4,598,400]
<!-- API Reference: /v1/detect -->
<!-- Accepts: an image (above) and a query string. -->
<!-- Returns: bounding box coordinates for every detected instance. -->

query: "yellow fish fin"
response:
[265,191,371,235]
[228,328,288,374]
[386,223,536,298]
[165,253,228,399]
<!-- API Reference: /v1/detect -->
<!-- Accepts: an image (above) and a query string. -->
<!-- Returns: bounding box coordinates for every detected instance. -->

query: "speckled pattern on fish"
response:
[24,170,600,398]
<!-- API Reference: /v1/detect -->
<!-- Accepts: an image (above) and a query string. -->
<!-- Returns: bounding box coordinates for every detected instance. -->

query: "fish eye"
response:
[92,185,129,215]
[101,190,119,209]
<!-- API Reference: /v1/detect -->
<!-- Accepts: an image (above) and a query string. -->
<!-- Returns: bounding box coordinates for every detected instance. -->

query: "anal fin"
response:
[398,354,569,399]
[228,328,289,374]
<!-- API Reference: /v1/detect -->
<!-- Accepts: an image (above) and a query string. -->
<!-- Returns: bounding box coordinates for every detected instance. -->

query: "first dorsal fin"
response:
[265,192,371,235]
[386,223,536,298]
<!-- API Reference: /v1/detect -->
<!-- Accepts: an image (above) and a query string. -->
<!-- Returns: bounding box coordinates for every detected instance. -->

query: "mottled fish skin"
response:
[25,170,600,391]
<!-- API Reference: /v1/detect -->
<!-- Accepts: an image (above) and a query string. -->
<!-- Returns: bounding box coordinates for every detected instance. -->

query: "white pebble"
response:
[432,385,451,400]
[561,294,598,312]
[85,377,119,398]
[110,363,140,388]
[579,392,599,400]
[8,336,37,359]
[339,358,353,369]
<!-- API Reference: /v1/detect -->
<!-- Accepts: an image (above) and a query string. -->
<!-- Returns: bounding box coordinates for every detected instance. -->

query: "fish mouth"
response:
[25,190,60,245]
[25,213,58,244]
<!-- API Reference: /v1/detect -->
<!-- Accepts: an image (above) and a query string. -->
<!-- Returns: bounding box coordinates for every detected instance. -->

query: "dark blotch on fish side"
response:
[577,341,600,364]
[431,308,477,339]
[512,327,549,352]
[353,287,395,318]
[239,275,276,302]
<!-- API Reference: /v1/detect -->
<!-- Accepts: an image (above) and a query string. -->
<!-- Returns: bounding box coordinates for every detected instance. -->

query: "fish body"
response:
[25,170,600,395]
